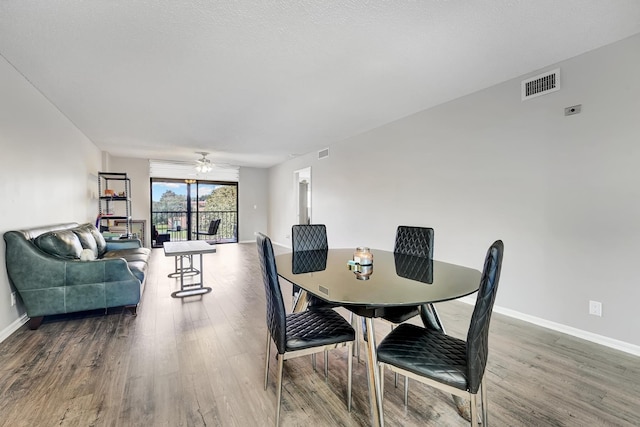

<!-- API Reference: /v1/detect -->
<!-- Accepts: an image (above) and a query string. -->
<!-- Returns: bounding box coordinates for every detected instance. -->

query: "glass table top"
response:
[275,248,481,308]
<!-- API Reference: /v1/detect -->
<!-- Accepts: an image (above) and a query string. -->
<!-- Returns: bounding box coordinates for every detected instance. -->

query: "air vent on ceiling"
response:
[522,68,560,100]
[318,148,329,159]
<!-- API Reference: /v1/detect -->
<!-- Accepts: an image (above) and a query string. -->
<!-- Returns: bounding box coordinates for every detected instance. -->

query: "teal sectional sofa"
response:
[4,222,150,329]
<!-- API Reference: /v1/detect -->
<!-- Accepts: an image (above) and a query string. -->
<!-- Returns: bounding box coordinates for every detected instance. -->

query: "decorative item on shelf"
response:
[104,189,115,197]
[353,247,373,266]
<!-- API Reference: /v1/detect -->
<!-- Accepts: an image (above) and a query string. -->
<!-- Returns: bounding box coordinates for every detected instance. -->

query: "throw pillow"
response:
[80,248,96,261]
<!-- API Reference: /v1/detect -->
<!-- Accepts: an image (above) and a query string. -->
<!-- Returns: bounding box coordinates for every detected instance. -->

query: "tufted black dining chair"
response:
[256,233,355,426]
[376,240,504,426]
[380,226,439,327]
[290,224,331,308]
[291,224,328,251]
[377,226,441,396]
[290,224,344,373]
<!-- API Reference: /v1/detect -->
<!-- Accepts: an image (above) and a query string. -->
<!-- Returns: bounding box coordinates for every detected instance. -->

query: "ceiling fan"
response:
[195,152,213,173]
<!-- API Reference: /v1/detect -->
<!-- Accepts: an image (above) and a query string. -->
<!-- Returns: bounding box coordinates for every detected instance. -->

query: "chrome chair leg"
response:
[347,342,353,412]
[389,324,400,388]
[470,393,478,427]
[264,332,271,390]
[355,315,361,361]
[349,312,361,362]
[481,379,488,426]
[404,376,409,406]
[276,356,284,427]
[357,337,361,361]
[380,364,385,398]
[324,349,329,379]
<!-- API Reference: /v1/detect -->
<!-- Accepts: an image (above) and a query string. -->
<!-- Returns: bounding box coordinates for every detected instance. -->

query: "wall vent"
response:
[522,68,560,100]
[318,148,329,159]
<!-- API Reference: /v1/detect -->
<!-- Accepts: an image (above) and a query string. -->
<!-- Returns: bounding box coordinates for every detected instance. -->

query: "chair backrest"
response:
[394,253,433,283]
[466,240,504,393]
[256,233,287,354]
[291,224,328,252]
[208,219,221,235]
[394,226,434,258]
[292,249,328,274]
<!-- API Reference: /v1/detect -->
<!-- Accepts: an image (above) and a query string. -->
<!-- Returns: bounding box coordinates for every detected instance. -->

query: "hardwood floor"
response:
[0,243,638,426]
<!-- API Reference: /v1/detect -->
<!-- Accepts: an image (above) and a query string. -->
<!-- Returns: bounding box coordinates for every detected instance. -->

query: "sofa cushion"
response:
[34,229,83,259]
[102,248,151,262]
[72,224,99,258]
[90,225,108,256]
[102,248,151,284]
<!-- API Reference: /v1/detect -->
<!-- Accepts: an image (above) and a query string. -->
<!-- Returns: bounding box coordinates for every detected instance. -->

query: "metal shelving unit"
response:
[98,172,132,237]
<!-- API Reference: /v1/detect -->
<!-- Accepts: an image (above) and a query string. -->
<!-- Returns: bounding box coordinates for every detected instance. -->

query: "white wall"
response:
[0,55,101,335]
[239,167,268,242]
[268,34,640,348]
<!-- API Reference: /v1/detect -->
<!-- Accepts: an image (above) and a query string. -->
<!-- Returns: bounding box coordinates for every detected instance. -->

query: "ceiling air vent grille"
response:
[522,68,560,100]
[318,148,329,159]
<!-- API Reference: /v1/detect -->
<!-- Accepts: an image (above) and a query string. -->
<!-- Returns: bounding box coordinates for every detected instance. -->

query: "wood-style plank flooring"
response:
[0,243,638,426]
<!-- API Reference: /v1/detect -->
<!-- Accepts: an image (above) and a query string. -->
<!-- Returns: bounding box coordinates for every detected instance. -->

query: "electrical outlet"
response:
[589,300,602,317]
[10,292,16,307]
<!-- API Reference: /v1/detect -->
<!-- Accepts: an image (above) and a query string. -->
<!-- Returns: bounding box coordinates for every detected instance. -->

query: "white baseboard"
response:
[458,296,640,356]
[0,314,28,344]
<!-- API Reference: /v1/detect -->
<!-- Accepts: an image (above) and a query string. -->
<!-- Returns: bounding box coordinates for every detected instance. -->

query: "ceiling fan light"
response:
[195,153,213,173]
[196,163,212,173]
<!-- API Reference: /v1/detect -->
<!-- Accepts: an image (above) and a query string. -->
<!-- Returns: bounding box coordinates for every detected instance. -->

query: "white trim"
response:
[458,296,640,356]
[0,314,28,344]
[272,241,291,249]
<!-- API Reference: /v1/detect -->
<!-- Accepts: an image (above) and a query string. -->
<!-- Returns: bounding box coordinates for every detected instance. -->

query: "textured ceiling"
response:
[1,1,639,168]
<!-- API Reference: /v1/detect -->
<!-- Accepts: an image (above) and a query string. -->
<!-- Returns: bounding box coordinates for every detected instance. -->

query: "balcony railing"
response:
[151,210,237,246]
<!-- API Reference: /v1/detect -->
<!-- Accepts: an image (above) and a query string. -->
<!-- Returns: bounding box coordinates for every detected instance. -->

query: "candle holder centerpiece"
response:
[353,247,373,265]
[348,247,374,280]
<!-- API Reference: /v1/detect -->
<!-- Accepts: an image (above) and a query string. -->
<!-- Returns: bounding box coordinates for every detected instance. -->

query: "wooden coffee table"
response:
[163,241,217,298]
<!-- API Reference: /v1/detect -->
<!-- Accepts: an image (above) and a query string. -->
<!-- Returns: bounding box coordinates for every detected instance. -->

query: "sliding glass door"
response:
[151,178,238,247]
